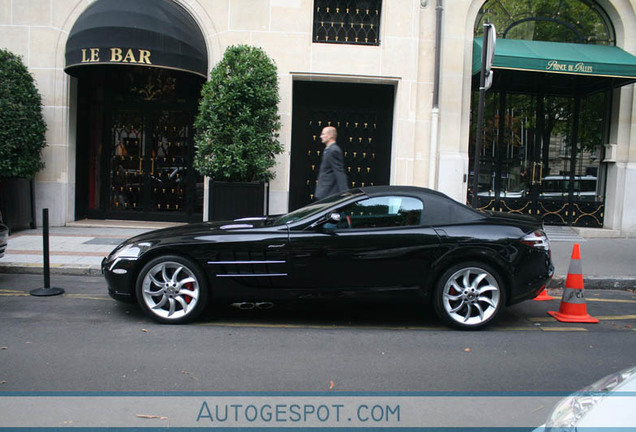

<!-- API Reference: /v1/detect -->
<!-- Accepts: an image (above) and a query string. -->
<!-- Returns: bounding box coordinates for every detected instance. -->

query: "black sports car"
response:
[0,209,8,259]
[103,186,554,329]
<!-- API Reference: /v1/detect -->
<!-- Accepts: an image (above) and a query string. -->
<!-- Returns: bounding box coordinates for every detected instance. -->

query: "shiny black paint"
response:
[103,186,553,311]
[0,223,7,259]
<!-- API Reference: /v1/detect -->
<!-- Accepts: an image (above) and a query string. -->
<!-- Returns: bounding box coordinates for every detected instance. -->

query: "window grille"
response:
[313,0,382,46]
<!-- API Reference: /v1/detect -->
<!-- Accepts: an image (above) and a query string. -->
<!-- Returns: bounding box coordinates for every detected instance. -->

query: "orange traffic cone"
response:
[534,286,554,301]
[548,243,598,323]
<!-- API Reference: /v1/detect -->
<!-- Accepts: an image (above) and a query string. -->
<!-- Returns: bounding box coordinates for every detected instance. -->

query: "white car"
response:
[536,365,636,430]
[540,175,598,200]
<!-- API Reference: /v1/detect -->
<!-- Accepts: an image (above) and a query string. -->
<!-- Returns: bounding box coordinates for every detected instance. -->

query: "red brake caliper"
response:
[184,282,193,304]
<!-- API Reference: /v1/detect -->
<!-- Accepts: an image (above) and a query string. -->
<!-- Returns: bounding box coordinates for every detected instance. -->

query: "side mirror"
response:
[309,212,342,231]
[327,212,341,224]
[313,212,341,232]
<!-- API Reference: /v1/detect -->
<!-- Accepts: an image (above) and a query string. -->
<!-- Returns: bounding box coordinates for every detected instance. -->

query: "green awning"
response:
[473,38,636,79]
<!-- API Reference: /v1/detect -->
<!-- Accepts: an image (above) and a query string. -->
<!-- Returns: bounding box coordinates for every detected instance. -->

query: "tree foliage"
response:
[0,49,47,178]
[194,45,282,182]
[476,0,612,45]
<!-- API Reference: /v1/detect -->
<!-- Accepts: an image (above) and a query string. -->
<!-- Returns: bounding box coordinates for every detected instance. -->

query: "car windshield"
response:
[275,189,364,225]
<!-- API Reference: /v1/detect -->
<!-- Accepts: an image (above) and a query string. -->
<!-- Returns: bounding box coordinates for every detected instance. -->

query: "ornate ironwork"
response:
[572,201,604,228]
[110,110,192,213]
[111,111,144,212]
[537,201,570,226]
[313,0,382,45]
[149,111,190,212]
[470,196,604,228]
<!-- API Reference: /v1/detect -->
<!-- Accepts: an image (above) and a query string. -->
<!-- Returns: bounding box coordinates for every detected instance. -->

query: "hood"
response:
[120,216,279,244]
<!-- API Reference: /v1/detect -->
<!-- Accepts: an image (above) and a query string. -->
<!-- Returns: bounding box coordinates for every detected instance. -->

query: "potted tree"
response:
[194,45,282,221]
[0,49,47,231]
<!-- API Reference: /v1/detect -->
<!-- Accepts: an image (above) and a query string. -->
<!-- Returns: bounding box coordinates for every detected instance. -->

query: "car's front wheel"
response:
[433,262,505,330]
[135,255,208,324]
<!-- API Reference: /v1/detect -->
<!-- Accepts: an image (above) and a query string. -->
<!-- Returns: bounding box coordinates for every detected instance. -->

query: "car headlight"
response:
[109,242,153,261]
[545,366,636,430]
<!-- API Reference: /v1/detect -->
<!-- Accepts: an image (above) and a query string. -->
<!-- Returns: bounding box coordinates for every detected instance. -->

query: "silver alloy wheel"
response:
[441,266,501,327]
[140,260,200,321]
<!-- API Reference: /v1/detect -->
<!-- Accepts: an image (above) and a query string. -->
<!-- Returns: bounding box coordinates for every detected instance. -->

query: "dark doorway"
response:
[289,81,395,211]
[75,66,205,222]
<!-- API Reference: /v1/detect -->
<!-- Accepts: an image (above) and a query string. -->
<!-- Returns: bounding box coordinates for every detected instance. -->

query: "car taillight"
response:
[521,229,550,251]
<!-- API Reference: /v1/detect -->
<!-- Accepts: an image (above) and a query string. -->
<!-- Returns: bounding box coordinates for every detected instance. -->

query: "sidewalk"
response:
[0,221,634,289]
[0,220,182,276]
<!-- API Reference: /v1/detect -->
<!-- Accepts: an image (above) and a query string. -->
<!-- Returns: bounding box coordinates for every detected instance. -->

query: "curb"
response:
[0,263,101,277]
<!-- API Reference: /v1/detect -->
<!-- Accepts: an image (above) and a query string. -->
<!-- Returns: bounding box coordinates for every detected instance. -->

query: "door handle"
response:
[531,162,537,185]
[268,244,286,249]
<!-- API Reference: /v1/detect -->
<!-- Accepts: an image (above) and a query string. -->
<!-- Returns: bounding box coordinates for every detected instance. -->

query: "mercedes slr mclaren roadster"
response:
[103,186,554,329]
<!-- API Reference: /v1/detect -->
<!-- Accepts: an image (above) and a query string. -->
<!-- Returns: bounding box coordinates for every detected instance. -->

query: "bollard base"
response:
[30,287,65,297]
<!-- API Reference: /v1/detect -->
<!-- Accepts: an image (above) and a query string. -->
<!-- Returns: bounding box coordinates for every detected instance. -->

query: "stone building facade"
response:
[1,0,635,234]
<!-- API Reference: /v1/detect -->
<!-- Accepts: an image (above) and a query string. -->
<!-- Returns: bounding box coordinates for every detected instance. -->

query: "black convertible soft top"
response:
[360,185,484,225]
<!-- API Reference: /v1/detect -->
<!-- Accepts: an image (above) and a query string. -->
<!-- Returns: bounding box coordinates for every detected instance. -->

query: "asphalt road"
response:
[1,273,635,393]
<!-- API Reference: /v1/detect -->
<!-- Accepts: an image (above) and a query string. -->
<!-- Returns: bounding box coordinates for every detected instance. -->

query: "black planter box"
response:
[0,178,35,232]
[208,180,266,221]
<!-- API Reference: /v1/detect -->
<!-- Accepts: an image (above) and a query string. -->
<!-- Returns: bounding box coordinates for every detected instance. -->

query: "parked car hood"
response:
[121,216,281,244]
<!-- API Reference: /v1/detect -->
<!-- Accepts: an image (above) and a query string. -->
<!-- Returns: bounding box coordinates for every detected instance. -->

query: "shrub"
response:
[0,49,46,178]
[194,45,282,182]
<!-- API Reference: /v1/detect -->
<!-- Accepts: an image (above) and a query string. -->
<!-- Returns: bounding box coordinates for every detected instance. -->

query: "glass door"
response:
[470,91,606,227]
[108,109,200,218]
[110,110,145,213]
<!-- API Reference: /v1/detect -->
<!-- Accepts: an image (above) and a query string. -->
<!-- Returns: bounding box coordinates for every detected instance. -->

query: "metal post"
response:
[30,208,64,297]
[471,23,494,208]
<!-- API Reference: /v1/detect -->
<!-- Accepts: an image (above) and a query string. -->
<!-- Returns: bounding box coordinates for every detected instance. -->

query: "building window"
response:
[313,0,382,46]
[476,0,614,45]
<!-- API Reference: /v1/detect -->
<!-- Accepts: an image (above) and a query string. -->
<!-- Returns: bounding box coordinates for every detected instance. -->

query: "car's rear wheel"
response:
[135,255,208,324]
[433,262,505,330]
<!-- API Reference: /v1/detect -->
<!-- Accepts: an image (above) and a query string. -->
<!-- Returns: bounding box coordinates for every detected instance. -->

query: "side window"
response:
[334,196,423,229]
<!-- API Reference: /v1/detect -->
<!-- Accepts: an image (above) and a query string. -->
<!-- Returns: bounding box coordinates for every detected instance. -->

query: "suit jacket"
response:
[315,143,349,200]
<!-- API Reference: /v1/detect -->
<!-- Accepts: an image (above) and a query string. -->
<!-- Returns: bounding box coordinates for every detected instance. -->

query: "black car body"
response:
[103,186,554,329]
[0,210,8,259]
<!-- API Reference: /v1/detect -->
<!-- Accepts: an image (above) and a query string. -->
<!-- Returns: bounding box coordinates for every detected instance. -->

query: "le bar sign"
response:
[80,47,152,65]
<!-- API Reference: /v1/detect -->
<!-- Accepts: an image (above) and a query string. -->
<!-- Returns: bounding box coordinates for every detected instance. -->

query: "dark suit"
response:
[315,143,349,200]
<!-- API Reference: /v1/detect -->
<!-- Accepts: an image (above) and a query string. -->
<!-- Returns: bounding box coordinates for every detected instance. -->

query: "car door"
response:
[288,195,441,290]
[203,225,294,289]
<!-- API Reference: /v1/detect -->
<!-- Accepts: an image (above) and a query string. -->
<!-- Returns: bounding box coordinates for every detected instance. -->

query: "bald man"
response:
[315,126,349,200]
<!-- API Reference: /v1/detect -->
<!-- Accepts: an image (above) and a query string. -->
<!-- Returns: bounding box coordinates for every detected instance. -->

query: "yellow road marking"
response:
[0,290,29,297]
[198,321,544,331]
[587,298,636,304]
[529,317,558,322]
[0,289,110,301]
[65,294,111,301]
[491,326,540,331]
[1,287,634,328]
[196,321,446,331]
[531,315,636,322]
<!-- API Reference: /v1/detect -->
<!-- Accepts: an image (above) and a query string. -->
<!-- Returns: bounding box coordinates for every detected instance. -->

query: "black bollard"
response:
[30,208,65,297]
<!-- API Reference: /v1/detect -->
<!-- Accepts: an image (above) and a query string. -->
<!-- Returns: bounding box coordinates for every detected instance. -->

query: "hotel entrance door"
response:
[109,109,200,218]
[75,67,204,222]
[470,90,607,227]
